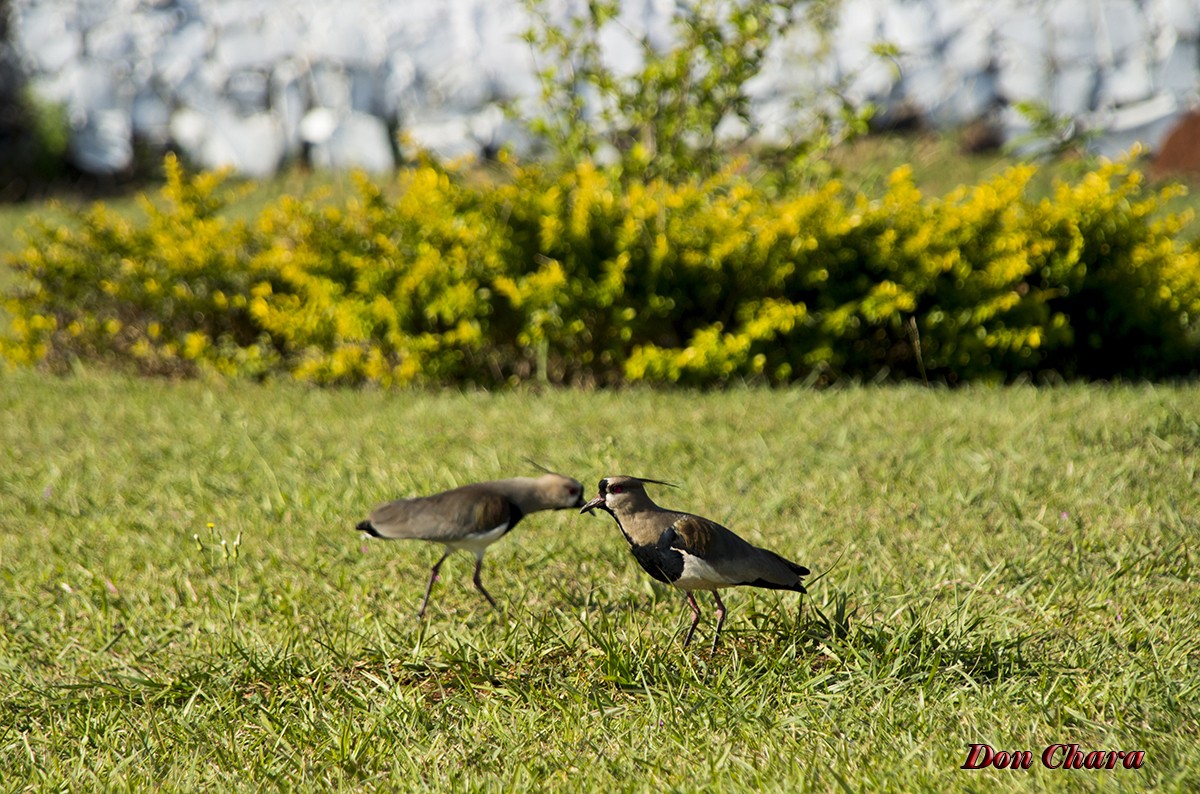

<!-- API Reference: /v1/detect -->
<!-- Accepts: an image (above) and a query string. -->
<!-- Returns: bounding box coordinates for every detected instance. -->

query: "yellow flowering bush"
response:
[3,153,1198,386]
[245,168,510,385]
[2,156,276,376]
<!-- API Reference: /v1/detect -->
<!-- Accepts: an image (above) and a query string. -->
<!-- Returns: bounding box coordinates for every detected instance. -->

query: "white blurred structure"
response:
[7,0,1200,176]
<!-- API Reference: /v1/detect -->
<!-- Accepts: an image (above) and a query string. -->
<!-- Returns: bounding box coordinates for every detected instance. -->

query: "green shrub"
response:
[517,0,868,186]
[3,154,1198,386]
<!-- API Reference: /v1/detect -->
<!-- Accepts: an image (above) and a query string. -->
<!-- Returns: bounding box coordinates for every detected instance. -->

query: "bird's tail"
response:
[746,576,808,593]
[790,561,811,593]
[356,520,382,537]
[776,553,810,591]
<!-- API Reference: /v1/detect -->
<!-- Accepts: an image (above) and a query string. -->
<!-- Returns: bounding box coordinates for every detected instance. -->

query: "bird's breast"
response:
[630,543,684,585]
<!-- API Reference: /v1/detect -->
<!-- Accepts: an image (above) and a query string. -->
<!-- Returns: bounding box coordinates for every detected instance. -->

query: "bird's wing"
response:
[660,513,726,558]
[368,488,513,541]
[663,513,807,589]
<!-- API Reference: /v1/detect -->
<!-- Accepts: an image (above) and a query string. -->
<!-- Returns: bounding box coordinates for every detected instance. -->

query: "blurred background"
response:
[1,0,1199,196]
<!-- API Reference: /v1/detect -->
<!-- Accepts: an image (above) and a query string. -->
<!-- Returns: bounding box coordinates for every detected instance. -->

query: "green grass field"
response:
[2,371,1197,790]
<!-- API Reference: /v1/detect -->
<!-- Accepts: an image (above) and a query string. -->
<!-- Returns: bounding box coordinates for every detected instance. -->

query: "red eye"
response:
[610,485,624,494]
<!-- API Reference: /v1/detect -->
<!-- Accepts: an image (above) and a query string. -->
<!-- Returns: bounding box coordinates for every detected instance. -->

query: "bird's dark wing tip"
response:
[356,520,381,537]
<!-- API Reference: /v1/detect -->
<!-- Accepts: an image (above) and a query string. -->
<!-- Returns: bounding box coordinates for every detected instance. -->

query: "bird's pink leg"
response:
[418,550,451,618]
[682,591,702,647]
[710,591,727,653]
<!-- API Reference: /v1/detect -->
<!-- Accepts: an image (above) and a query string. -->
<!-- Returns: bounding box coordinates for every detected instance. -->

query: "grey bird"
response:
[357,473,585,616]
[581,475,809,651]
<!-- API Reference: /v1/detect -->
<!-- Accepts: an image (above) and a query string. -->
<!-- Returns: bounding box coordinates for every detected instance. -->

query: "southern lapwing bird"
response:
[581,475,809,651]
[357,473,584,616]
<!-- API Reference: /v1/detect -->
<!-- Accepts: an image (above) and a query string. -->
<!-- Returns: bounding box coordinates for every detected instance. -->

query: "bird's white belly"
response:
[446,523,509,557]
[671,552,733,591]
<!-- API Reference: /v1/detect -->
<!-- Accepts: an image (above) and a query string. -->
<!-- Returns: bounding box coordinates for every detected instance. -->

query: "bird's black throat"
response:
[630,542,684,584]
[505,501,526,532]
[610,514,684,584]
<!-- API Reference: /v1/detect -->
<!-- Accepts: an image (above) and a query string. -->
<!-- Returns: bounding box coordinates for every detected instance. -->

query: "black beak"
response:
[580,494,605,515]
